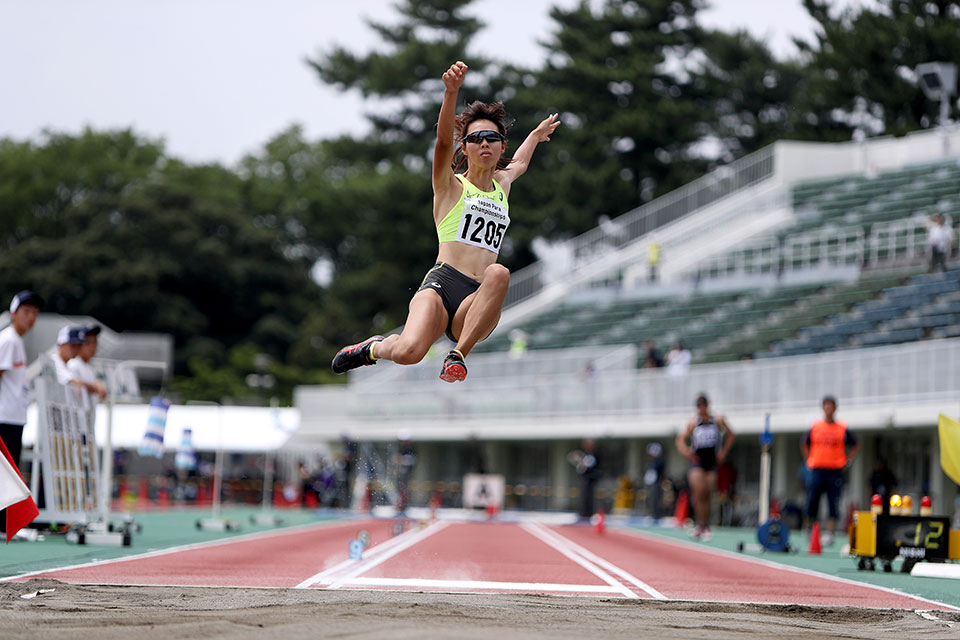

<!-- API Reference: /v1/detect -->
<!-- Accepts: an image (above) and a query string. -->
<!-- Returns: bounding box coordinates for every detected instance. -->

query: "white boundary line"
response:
[295,522,440,589]
[530,523,667,600]
[348,577,624,593]
[520,522,638,599]
[324,520,451,590]
[615,526,960,612]
[0,517,368,584]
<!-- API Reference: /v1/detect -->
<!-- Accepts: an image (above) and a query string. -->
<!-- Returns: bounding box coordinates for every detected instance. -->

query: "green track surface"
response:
[0,507,347,579]
[627,524,960,609]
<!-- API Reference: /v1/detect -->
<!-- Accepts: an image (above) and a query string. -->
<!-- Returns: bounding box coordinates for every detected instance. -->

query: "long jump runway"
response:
[4,518,955,611]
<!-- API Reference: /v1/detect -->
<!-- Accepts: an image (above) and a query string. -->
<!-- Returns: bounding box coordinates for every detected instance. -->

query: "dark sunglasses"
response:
[463,130,505,144]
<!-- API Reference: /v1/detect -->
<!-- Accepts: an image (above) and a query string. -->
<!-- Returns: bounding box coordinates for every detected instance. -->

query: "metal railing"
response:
[503,146,777,307]
[691,218,957,281]
[296,336,960,424]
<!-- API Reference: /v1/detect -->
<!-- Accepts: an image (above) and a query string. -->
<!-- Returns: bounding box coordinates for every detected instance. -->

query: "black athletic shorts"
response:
[418,262,481,342]
[692,447,717,472]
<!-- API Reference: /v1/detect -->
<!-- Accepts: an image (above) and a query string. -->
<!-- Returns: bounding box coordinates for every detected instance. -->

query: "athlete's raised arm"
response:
[433,61,467,195]
[496,113,560,192]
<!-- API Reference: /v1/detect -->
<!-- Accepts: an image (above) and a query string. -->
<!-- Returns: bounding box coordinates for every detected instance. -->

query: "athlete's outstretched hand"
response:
[531,113,561,142]
[442,61,468,92]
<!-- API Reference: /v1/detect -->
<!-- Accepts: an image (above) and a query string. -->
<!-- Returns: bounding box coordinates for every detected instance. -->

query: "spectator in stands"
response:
[802,395,860,546]
[642,341,663,368]
[647,242,661,282]
[508,329,528,360]
[666,341,691,376]
[926,213,954,272]
[0,290,43,535]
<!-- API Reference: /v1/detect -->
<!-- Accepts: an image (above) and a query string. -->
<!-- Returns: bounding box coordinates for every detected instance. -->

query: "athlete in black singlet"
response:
[676,394,735,540]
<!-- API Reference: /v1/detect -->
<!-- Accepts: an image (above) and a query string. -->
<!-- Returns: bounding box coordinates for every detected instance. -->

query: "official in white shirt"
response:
[0,290,43,470]
[0,290,43,533]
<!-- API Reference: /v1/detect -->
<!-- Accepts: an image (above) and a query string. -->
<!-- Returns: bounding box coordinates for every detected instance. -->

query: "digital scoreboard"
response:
[874,515,950,561]
[850,511,958,572]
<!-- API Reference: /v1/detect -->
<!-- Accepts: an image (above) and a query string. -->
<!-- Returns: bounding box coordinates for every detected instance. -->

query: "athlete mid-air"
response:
[332,60,560,382]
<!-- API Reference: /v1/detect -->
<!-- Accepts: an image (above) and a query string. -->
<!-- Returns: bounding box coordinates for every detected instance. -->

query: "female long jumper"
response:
[332,61,560,382]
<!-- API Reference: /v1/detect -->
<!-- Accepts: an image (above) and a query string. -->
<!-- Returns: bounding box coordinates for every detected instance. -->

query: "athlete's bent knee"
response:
[391,341,428,365]
[483,264,510,290]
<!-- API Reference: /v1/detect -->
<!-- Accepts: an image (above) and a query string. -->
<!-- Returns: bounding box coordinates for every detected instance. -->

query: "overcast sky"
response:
[0,1,869,166]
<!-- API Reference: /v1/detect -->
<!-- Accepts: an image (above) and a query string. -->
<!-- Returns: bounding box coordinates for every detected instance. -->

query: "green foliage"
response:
[793,0,960,138]
[0,129,322,402]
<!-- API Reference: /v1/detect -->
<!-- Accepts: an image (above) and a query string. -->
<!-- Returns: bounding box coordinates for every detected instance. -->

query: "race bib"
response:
[456,195,510,254]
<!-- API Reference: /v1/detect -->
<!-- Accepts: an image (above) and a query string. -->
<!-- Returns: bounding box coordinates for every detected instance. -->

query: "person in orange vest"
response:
[801,396,860,546]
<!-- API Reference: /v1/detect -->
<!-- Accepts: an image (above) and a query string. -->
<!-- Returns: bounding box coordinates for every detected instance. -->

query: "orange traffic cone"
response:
[674,489,690,527]
[808,521,822,555]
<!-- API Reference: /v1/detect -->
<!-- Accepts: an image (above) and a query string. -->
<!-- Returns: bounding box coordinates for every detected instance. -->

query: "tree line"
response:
[1,0,957,402]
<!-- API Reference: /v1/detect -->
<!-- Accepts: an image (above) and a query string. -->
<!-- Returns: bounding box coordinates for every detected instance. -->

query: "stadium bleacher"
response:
[480,159,960,363]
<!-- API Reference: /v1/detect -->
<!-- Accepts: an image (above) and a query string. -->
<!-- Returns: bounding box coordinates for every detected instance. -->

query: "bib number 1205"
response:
[461,213,506,250]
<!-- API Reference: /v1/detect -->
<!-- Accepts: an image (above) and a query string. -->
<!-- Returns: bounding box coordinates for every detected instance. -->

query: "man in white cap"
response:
[0,290,43,534]
[52,326,85,386]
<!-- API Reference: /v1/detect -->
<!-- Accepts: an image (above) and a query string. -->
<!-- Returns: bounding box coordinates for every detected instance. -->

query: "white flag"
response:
[0,453,30,511]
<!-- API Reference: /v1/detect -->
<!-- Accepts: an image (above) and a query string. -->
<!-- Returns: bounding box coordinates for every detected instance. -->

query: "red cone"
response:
[594,509,606,534]
[808,521,822,555]
[674,489,690,526]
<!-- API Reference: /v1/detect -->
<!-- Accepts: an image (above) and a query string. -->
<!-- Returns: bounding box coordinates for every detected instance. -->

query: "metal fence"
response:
[350,344,638,386]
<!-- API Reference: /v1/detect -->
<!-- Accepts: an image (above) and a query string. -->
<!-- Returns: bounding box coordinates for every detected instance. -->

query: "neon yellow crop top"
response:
[436,174,510,255]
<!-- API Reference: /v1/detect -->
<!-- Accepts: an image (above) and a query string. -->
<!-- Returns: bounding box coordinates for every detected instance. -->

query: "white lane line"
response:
[616,527,960,612]
[520,522,638,599]
[295,523,436,589]
[324,520,451,590]
[348,577,624,593]
[0,517,367,583]
[531,523,667,600]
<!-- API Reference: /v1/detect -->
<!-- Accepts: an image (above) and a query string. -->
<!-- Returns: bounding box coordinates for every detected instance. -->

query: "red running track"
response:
[6,519,954,611]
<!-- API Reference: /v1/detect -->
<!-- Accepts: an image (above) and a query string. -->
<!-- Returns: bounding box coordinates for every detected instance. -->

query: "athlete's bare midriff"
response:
[435,242,498,282]
[433,172,508,282]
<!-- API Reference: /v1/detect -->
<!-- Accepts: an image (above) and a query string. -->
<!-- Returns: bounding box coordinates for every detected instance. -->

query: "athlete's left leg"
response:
[449,263,510,357]
[687,467,708,528]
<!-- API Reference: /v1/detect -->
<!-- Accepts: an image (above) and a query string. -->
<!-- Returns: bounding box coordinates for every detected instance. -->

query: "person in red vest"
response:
[802,396,860,546]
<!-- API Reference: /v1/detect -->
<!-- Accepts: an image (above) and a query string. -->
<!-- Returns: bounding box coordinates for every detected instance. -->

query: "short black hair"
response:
[695,393,709,406]
[822,395,837,407]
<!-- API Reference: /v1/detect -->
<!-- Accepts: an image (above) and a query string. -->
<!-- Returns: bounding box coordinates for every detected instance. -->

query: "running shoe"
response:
[331,335,383,374]
[700,526,713,542]
[439,349,467,383]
